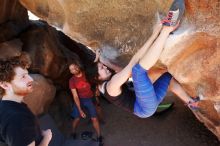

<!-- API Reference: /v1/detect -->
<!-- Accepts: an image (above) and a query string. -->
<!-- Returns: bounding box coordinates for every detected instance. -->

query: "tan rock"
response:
[193,100,220,140]
[19,0,164,53]
[161,32,220,100]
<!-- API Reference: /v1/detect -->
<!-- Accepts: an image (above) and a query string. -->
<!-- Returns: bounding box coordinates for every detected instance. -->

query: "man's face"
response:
[10,67,33,96]
[69,64,81,75]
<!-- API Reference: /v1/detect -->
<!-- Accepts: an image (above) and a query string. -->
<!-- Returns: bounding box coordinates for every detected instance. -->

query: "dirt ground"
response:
[74,95,219,146]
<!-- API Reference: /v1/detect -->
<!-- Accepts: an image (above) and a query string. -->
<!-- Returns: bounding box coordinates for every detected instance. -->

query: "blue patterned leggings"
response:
[132,64,172,118]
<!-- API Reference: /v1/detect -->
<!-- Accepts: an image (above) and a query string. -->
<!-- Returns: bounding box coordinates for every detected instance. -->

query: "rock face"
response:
[19,0,170,66]
[19,0,220,139]
[15,0,164,72]
[20,21,69,83]
[19,21,94,87]
[0,0,29,42]
[0,39,23,59]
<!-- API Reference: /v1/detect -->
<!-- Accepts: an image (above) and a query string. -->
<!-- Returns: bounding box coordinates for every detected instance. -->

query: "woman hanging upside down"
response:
[86,0,199,118]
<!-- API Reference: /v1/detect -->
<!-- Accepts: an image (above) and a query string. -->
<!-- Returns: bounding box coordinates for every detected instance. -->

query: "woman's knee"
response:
[134,107,157,118]
[132,64,146,75]
[131,64,139,75]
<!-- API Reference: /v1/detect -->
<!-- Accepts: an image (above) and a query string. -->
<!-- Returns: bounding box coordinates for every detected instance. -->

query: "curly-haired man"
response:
[0,55,52,146]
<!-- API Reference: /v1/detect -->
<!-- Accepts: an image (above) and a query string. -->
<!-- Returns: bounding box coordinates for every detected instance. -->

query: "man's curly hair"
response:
[0,54,30,96]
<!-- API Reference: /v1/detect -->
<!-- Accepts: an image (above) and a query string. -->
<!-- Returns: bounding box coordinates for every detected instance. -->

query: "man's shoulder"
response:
[0,101,18,115]
[1,109,35,130]
[0,102,38,146]
[0,102,33,120]
[1,107,30,120]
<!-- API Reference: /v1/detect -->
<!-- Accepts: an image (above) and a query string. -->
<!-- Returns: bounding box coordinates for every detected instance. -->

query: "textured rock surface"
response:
[0,0,29,42]
[20,21,68,81]
[19,0,173,65]
[19,21,93,87]
[0,39,23,59]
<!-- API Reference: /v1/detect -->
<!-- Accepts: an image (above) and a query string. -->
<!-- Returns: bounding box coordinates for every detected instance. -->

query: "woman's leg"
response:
[131,26,174,118]
[132,66,172,118]
[132,64,156,118]
[155,77,199,109]
[138,0,185,70]
[139,26,173,70]
[131,0,185,118]
[153,72,173,103]
[169,78,199,104]
[131,25,174,119]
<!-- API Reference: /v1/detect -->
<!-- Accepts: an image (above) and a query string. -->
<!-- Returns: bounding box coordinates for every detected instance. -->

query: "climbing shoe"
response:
[162,0,185,26]
[187,96,200,111]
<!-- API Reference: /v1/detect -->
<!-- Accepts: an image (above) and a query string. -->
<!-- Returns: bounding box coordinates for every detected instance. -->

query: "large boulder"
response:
[19,21,81,87]
[20,21,67,79]
[19,0,166,64]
